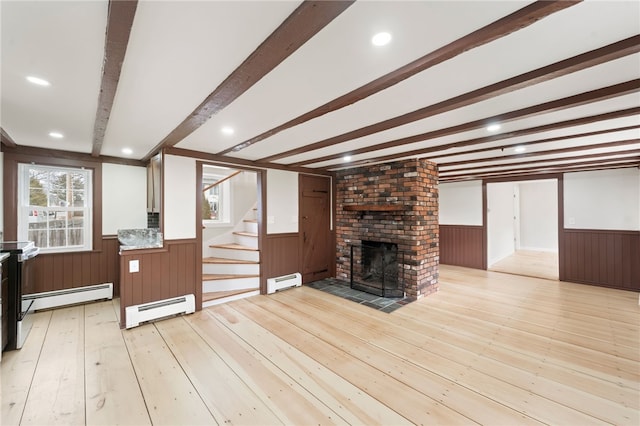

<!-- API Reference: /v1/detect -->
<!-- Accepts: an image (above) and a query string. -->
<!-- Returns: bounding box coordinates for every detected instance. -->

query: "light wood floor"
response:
[489,249,559,281]
[2,265,638,425]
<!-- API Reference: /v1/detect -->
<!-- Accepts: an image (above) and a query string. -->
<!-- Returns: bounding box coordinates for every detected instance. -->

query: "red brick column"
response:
[335,159,439,299]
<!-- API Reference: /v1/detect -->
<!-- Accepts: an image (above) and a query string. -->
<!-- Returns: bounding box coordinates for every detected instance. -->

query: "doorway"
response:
[299,175,332,283]
[487,179,559,280]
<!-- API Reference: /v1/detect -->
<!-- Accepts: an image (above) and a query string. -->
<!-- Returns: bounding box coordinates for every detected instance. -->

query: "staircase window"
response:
[203,168,231,225]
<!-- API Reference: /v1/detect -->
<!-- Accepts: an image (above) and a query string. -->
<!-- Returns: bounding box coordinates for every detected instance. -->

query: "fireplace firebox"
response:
[350,241,404,298]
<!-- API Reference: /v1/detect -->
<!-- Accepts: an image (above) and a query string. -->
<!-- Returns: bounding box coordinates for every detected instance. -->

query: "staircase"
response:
[202,212,260,307]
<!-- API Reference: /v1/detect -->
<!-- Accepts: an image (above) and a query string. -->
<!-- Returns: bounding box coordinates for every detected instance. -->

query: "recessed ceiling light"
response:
[514,146,526,153]
[221,126,234,135]
[48,131,63,139]
[26,76,51,86]
[486,124,501,132]
[371,32,392,46]
[121,147,133,155]
[343,155,352,162]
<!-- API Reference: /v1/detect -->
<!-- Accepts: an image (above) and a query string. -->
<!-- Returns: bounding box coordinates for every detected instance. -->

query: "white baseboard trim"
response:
[24,283,113,311]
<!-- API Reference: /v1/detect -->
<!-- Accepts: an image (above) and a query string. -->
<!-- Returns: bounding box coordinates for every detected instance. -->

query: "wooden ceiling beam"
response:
[308,83,640,170]
[91,0,138,157]
[143,1,355,162]
[425,125,639,162]
[439,139,640,168]
[440,150,639,176]
[221,0,581,156]
[1,127,17,148]
[260,33,638,163]
[440,159,640,182]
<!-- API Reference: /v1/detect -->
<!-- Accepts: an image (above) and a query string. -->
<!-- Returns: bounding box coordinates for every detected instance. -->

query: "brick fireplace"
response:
[336,159,439,299]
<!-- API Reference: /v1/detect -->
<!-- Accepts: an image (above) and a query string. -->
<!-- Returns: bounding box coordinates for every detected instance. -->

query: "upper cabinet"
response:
[147,154,162,213]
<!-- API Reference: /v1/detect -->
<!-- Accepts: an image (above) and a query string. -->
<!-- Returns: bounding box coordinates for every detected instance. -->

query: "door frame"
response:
[482,173,564,280]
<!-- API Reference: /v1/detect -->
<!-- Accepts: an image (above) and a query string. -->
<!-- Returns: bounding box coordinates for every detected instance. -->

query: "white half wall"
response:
[102,163,147,235]
[487,182,515,266]
[564,168,640,231]
[164,154,196,239]
[518,180,558,252]
[439,180,483,225]
[266,169,298,234]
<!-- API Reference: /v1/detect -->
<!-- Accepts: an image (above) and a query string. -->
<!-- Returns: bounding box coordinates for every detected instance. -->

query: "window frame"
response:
[202,171,232,227]
[17,163,94,253]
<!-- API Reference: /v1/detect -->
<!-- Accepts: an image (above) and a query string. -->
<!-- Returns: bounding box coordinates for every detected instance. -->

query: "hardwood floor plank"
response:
[235,297,477,425]
[304,282,640,410]
[271,289,611,425]
[154,316,285,425]
[186,310,346,425]
[20,306,85,425]
[121,323,215,425]
[290,286,640,412]
[1,311,52,425]
[4,265,638,426]
[205,303,412,425]
[84,301,150,425]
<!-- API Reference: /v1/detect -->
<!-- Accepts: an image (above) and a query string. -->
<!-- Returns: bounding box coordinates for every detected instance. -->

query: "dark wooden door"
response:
[299,175,332,283]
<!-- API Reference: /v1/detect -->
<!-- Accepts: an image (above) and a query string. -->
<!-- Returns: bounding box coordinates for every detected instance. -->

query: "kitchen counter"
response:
[0,253,9,263]
[117,228,163,252]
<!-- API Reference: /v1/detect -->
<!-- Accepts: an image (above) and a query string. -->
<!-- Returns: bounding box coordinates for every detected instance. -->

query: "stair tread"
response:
[202,288,258,302]
[203,257,258,265]
[210,243,258,251]
[233,231,258,237]
[203,273,259,281]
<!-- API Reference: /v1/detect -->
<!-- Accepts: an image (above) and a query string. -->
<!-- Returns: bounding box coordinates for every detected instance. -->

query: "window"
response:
[202,166,232,225]
[18,163,93,252]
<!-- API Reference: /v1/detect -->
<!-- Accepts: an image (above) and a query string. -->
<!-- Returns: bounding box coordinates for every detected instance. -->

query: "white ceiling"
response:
[1,0,639,181]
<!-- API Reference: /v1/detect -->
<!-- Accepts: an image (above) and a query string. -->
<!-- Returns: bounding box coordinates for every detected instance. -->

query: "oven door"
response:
[16,248,38,349]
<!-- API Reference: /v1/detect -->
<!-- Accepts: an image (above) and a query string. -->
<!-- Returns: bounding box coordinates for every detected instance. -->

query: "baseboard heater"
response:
[23,283,113,311]
[267,273,302,294]
[125,294,195,329]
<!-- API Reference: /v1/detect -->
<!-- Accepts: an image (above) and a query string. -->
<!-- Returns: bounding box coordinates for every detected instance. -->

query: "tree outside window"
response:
[19,164,92,252]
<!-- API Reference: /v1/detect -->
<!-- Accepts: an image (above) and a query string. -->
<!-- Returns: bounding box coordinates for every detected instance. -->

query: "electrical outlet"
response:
[129,259,139,273]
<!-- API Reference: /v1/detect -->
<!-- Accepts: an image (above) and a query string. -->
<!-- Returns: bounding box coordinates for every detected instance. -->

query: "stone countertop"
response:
[0,252,9,262]
[117,228,163,252]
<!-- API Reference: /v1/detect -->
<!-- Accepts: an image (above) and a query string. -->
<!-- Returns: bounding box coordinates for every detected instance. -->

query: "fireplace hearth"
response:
[350,241,404,298]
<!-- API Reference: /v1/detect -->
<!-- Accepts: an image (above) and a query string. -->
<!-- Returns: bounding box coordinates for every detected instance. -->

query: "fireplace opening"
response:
[350,241,404,298]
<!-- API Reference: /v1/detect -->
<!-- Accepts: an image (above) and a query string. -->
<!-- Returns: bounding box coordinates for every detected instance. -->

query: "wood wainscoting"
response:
[439,225,485,270]
[119,239,200,328]
[561,229,640,291]
[262,233,300,290]
[31,236,120,295]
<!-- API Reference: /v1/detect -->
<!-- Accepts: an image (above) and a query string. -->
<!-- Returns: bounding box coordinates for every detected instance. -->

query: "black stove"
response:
[1,241,39,350]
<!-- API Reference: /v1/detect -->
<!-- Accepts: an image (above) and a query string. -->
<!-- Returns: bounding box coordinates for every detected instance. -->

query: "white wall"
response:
[439,180,483,225]
[519,180,558,252]
[102,163,147,234]
[564,168,640,231]
[164,154,196,239]
[266,169,298,234]
[487,182,515,266]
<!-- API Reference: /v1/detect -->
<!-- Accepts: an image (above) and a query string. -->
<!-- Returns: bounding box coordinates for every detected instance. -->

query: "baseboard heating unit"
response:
[125,294,195,329]
[23,283,113,311]
[267,273,302,294]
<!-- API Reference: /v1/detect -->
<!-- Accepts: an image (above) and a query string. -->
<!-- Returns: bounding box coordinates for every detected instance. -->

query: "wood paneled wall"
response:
[262,233,300,288]
[439,225,485,270]
[561,229,639,291]
[31,236,120,295]
[119,239,199,328]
